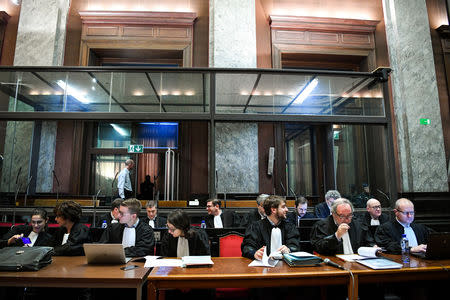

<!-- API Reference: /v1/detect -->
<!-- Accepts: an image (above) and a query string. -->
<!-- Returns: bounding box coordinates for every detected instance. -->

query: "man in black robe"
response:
[240,194,269,227]
[204,199,240,228]
[99,198,155,257]
[310,198,365,255]
[361,198,389,246]
[96,198,123,228]
[287,196,315,226]
[375,198,429,254]
[241,195,300,260]
[142,200,167,228]
[314,190,341,218]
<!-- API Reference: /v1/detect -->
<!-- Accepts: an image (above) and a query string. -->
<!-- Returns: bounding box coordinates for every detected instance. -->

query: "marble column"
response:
[382,0,448,192]
[209,0,259,194]
[2,0,70,193]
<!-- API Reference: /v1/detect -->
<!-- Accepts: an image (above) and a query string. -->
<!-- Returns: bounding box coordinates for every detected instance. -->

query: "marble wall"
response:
[382,0,448,192]
[209,0,257,68]
[215,123,259,193]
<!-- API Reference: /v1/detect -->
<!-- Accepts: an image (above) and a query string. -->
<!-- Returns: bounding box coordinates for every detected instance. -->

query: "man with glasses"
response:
[287,196,315,226]
[375,198,429,254]
[99,198,155,257]
[361,198,390,246]
[311,198,365,255]
[204,199,240,228]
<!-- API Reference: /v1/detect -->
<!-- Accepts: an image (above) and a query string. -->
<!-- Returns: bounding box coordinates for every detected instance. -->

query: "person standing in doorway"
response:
[118,159,134,199]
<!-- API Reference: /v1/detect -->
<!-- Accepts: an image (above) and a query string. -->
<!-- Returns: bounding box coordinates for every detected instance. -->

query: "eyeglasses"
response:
[397,210,415,216]
[336,213,353,220]
[370,205,381,210]
[297,208,307,212]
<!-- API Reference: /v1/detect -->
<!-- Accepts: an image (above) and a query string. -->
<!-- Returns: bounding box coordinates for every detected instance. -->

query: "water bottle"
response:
[200,220,206,229]
[400,234,410,263]
[101,220,107,229]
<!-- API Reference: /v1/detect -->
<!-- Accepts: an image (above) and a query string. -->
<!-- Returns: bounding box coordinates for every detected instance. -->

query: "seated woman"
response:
[161,209,210,257]
[50,200,90,256]
[2,208,52,247]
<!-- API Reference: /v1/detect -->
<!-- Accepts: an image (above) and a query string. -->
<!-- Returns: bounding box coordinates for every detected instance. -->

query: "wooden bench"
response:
[224,200,295,208]
[33,199,99,207]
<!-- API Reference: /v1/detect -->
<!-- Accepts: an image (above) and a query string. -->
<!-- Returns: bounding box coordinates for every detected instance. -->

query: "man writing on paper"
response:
[241,195,299,260]
[99,198,154,257]
[375,198,429,254]
[310,198,365,255]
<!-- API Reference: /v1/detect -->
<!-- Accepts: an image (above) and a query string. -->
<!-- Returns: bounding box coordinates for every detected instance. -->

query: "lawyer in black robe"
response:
[142,215,167,228]
[2,224,52,247]
[310,215,365,255]
[99,219,155,257]
[241,218,300,259]
[50,222,90,256]
[161,227,210,257]
[375,219,429,254]
[360,211,390,246]
[286,210,315,226]
[205,209,240,228]
[240,208,265,227]
[314,202,330,218]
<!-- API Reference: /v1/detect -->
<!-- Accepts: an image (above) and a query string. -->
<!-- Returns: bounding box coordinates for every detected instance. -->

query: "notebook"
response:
[411,232,450,260]
[83,243,132,264]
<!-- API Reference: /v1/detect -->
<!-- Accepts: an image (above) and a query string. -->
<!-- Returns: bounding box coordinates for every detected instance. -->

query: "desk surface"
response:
[0,256,151,289]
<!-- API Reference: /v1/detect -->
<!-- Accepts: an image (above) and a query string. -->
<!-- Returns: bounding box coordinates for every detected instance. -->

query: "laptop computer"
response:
[83,244,132,264]
[411,232,450,260]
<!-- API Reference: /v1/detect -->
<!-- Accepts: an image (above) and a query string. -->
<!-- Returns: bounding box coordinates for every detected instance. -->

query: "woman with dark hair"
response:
[1,208,52,247]
[161,209,210,257]
[50,200,90,256]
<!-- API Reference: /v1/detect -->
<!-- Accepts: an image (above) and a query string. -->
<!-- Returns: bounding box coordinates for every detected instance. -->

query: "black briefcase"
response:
[0,246,54,271]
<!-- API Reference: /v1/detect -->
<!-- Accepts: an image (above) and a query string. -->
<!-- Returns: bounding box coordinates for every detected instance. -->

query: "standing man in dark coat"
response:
[142,200,167,228]
[375,198,429,254]
[287,196,315,226]
[99,198,155,257]
[240,194,269,227]
[314,190,341,218]
[204,199,240,228]
[361,198,389,246]
[241,195,300,260]
[311,198,365,255]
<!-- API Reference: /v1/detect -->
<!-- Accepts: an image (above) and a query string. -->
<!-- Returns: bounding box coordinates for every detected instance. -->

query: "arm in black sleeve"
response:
[284,223,300,253]
[241,223,262,259]
[374,224,401,254]
[160,231,171,257]
[310,221,340,255]
[124,224,155,257]
[191,229,210,256]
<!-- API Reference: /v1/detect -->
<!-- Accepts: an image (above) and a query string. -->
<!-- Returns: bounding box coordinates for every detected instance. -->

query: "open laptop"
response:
[411,232,450,260]
[83,244,132,264]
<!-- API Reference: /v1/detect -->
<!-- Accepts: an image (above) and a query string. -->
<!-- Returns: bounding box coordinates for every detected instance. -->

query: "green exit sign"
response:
[128,144,144,153]
[420,118,430,125]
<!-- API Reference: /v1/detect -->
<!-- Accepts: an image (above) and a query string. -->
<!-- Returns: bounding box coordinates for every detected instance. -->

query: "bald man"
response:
[375,198,429,254]
[361,198,390,246]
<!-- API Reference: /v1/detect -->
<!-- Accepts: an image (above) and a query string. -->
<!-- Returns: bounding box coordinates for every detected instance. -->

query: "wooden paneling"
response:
[79,11,197,67]
[190,121,209,195]
[256,0,272,68]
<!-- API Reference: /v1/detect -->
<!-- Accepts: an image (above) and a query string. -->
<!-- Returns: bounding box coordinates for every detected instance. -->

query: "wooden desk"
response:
[147,257,352,300]
[0,256,151,300]
[328,254,450,300]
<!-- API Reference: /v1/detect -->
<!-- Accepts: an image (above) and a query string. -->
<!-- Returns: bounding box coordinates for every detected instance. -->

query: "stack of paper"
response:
[181,256,214,268]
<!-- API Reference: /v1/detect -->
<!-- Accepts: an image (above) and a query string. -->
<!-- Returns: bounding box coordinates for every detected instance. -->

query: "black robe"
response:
[161,227,210,257]
[99,219,155,257]
[375,219,430,254]
[240,208,265,227]
[286,211,316,226]
[310,215,365,255]
[360,212,390,246]
[314,202,330,219]
[241,218,300,259]
[2,225,52,247]
[95,212,115,228]
[50,222,90,256]
[142,216,167,228]
[205,210,240,228]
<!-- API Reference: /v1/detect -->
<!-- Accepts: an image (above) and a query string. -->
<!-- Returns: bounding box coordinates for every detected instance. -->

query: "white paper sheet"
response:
[145,258,183,268]
[248,248,279,267]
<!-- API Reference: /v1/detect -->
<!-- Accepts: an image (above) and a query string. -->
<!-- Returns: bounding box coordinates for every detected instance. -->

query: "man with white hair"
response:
[314,190,341,218]
[310,198,365,255]
[240,194,269,227]
[361,198,390,246]
[375,198,429,254]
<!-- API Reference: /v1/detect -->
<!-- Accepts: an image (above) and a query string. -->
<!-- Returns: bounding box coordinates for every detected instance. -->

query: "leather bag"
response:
[0,246,53,271]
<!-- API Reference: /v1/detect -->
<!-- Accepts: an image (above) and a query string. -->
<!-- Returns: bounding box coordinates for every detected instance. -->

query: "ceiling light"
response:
[185,91,195,96]
[172,91,181,96]
[293,78,318,105]
[110,124,130,137]
[56,80,90,104]
[133,90,144,96]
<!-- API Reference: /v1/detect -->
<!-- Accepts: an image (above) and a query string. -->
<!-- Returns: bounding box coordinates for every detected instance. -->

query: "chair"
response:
[216,231,248,298]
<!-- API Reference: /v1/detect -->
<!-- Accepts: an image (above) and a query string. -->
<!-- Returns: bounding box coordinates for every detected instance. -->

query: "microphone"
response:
[52,170,60,205]
[279,181,287,196]
[376,189,390,201]
[13,167,23,226]
[289,186,298,201]
[111,171,119,196]
[92,188,101,227]
[323,258,345,270]
[24,176,33,207]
